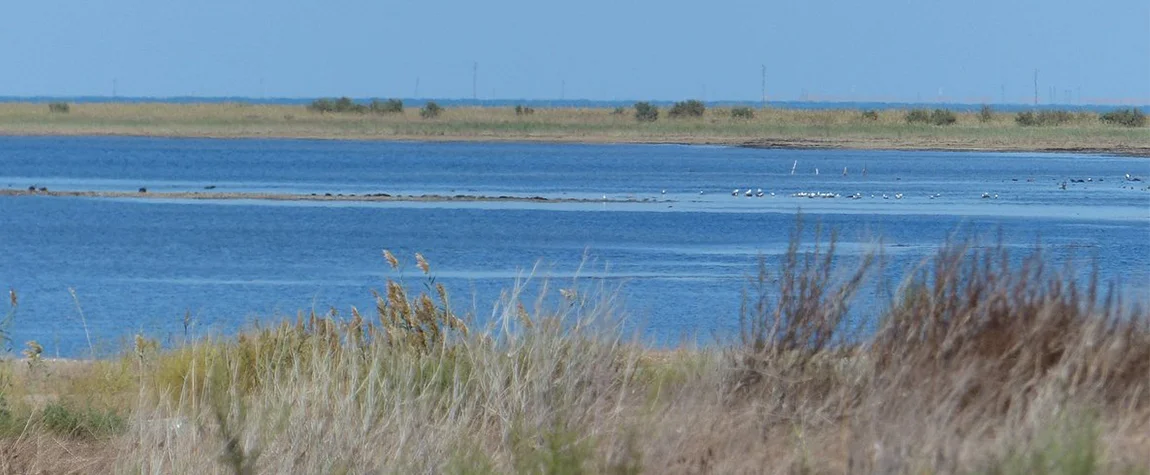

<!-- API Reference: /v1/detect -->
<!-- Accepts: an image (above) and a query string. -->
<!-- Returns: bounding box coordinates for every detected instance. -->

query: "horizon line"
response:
[1,95,1147,109]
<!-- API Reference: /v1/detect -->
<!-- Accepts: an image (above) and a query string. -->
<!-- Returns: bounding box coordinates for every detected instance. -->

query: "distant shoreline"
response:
[2,102,1148,157]
[0,188,650,204]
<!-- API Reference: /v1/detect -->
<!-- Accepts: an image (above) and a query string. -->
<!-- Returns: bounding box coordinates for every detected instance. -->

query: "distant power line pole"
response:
[472,62,478,100]
[561,80,565,100]
[760,64,767,108]
[112,78,118,98]
[1033,69,1038,106]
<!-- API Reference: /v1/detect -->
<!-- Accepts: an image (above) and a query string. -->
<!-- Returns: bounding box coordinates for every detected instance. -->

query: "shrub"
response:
[308,97,367,114]
[370,99,403,114]
[48,102,70,113]
[39,403,126,439]
[930,108,956,126]
[978,104,993,123]
[514,105,535,116]
[1016,109,1075,127]
[633,102,658,122]
[668,99,705,118]
[905,109,931,124]
[1015,111,1037,126]
[611,106,627,116]
[731,107,755,119]
[420,101,443,119]
[1100,108,1146,127]
[335,97,367,113]
[307,98,335,113]
[860,109,879,121]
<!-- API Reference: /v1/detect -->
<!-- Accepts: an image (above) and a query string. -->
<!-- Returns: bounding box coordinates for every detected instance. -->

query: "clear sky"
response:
[2,0,1148,104]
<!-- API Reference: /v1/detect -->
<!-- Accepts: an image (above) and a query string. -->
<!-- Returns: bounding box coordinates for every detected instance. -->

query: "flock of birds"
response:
[726,187,989,198]
[644,171,1148,202]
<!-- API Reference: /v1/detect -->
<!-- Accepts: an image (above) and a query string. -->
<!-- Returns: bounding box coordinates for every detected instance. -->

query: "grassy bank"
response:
[2,102,1148,155]
[2,228,1148,474]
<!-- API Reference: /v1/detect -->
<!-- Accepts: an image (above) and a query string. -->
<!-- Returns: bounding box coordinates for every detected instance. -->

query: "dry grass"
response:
[2,227,1149,474]
[1,102,1147,155]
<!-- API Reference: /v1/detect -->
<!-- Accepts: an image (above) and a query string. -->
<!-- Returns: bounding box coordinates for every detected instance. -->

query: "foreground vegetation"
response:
[2,224,1148,474]
[1,102,1147,155]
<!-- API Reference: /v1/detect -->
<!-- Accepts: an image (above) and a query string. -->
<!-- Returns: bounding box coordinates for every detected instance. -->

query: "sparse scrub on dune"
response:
[307,97,367,114]
[1100,108,1147,127]
[668,99,705,118]
[420,101,443,119]
[514,105,535,116]
[860,109,879,121]
[1016,109,1079,127]
[906,108,957,126]
[979,104,994,123]
[3,222,1150,473]
[730,107,755,119]
[369,98,403,114]
[47,102,70,114]
[633,102,658,122]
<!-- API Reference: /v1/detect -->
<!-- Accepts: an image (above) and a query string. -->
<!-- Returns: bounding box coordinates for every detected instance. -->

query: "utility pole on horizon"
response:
[1033,69,1038,106]
[472,62,478,101]
[761,64,767,109]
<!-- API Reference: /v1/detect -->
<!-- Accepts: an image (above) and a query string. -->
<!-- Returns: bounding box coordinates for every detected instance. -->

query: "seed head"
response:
[415,253,430,274]
[383,250,400,270]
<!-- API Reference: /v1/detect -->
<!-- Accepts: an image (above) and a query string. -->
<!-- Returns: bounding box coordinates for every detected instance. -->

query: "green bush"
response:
[39,403,126,439]
[308,97,367,114]
[420,101,443,119]
[611,106,627,116]
[668,99,705,118]
[1100,108,1146,127]
[1016,109,1075,127]
[930,108,956,126]
[633,102,658,122]
[906,108,955,126]
[860,109,879,121]
[905,109,931,124]
[978,104,993,123]
[370,99,403,114]
[514,105,535,116]
[48,102,70,113]
[731,107,755,120]
[1015,111,1037,126]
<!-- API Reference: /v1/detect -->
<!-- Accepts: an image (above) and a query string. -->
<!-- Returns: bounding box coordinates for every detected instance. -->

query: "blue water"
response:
[1,137,1148,357]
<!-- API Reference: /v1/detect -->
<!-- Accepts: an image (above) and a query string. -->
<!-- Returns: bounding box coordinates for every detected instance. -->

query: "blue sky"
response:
[2,0,1148,104]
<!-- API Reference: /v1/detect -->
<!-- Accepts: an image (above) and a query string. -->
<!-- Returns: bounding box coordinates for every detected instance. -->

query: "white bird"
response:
[815,168,820,176]
[756,189,764,197]
[895,193,903,199]
[882,194,889,199]
[732,189,739,196]
[745,189,753,197]
[982,192,991,199]
[661,189,666,195]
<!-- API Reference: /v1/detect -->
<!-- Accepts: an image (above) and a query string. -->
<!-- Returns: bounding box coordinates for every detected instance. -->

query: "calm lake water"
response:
[2,137,1148,357]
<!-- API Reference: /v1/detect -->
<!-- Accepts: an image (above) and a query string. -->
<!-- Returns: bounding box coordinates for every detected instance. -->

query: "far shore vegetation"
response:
[1,222,1148,473]
[1,101,1147,155]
